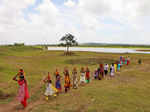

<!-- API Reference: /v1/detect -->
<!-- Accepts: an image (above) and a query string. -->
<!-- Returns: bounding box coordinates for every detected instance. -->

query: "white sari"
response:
[45,83,56,96]
[80,72,86,83]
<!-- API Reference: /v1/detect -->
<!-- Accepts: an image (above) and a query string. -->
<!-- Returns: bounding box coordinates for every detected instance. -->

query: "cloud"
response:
[64,0,76,7]
[0,0,150,45]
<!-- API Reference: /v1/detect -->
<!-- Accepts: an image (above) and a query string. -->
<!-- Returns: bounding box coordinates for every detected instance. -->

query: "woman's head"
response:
[81,67,84,71]
[19,69,23,72]
[73,67,77,71]
[86,67,89,71]
[100,64,103,68]
[48,72,51,80]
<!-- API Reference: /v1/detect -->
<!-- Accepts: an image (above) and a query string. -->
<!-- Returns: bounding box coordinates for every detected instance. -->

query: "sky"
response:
[0,0,150,45]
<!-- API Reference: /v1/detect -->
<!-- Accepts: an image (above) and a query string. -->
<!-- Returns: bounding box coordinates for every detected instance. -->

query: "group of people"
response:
[13,56,130,108]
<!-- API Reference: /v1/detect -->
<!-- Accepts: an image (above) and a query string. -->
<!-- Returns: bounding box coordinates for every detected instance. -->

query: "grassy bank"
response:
[0,46,150,112]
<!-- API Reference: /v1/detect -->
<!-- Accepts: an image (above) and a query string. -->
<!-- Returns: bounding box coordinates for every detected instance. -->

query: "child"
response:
[85,67,90,83]
[13,74,29,108]
[80,67,86,84]
[64,68,71,93]
[43,72,58,100]
[72,67,78,89]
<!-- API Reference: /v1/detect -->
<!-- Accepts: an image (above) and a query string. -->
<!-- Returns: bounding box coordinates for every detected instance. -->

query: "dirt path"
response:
[0,77,45,112]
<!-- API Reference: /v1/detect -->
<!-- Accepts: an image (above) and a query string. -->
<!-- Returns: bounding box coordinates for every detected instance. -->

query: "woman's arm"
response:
[13,75,18,81]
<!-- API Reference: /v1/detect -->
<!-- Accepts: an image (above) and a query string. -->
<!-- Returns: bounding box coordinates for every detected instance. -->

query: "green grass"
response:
[0,46,150,112]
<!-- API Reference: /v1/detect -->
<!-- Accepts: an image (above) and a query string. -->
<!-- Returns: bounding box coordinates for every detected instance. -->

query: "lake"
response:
[48,47,150,54]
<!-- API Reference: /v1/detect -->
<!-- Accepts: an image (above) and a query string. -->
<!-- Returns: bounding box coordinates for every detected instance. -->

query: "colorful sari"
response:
[17,80,29,108]
[80,71,86,83]
[127,58,130,65]
[114,64,117,73]
[45,83,58,96]
[94,70,99,79]
[117,63,121,71]
[64,70,71,92]
[98,64,104,79]
[72,71,78,89]
[125,59,127,65]
[110,66,115,77]
[55,75,62,92]
[64,75,71,92]
[85,69,90,83]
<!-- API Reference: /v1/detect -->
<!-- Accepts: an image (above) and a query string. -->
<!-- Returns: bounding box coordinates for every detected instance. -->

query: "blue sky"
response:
[0,0,150,45]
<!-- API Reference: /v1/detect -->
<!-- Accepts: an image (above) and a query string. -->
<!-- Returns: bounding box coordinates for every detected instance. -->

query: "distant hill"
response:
[79,42,150,47]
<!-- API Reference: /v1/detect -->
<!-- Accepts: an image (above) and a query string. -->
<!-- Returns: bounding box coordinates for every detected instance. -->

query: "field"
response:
[0,46,150,112]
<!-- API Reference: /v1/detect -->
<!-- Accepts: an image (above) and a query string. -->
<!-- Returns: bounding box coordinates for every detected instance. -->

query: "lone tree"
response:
[60,33,78,55]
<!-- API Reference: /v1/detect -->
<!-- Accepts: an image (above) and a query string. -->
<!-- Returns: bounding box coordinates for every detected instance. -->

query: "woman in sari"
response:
[64,68,71,93]
[114,63,117,73]
[55,74,62,93]
[110,64,115,78]
[13,74,29,108]
[127,56,130,65]
[94,69,98,79]
[54,69,62,93]
[54,69,59,79]
[85,67,90,83]
[98,64,104,80]
[117,61,121,71]
[80,67,86,84]
[72,67,78,89]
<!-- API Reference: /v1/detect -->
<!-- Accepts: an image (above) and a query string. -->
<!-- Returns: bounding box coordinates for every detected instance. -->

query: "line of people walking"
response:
[12,56,130,108]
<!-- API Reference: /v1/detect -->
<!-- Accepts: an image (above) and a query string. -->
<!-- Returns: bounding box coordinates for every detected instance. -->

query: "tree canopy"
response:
[60,33,78,55]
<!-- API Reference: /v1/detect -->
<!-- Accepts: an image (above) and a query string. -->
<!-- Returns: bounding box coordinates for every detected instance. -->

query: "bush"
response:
[14,43,25,46]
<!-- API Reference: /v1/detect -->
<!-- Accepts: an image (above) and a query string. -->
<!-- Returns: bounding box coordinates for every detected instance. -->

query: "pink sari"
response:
[17,80,29,108]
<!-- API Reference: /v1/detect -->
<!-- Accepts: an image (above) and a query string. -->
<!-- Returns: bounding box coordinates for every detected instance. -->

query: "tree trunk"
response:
[67,46,69,55]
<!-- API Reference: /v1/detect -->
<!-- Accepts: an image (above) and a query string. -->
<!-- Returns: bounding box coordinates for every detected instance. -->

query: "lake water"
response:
[48,47,150,54]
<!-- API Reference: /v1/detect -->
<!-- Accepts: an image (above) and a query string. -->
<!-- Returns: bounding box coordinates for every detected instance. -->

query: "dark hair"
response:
[20,72,24,76]
[19,75,24,79]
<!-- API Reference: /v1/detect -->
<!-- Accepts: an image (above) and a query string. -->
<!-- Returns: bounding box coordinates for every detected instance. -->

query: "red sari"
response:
[17,80,29,108]
[85,71,90,83]
[127,59,130,65]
